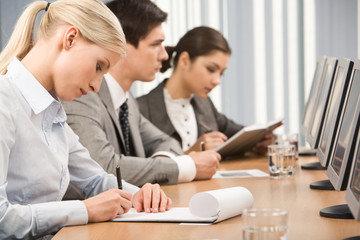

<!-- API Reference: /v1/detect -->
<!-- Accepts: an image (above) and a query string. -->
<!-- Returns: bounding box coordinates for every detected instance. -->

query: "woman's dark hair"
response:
[106,0,167,47]
[161,26,231,73]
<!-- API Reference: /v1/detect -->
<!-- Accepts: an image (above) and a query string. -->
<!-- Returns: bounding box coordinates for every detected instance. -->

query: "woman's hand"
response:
[251,133,276,155]
[132,183,172,213]
[83,188,132,222]
[185,131,227,154]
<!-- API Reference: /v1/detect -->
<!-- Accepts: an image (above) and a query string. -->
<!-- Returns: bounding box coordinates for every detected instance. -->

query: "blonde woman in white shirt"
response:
[0,1,171,239]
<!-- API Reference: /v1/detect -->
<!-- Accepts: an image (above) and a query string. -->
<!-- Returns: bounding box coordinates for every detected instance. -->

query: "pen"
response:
[199,121,212,133]
[170,148,180,156]
[116,165,123,190]
[200,141,205,151]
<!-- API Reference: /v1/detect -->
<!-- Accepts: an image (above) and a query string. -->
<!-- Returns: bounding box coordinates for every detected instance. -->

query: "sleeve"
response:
[65,124,139,197]
[151,152,196,183]
[137,110,183,157]
[0,87,87,239]
[63,96,179,187]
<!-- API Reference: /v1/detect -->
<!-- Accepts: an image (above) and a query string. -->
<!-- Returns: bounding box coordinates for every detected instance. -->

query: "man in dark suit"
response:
[62,0,220,198]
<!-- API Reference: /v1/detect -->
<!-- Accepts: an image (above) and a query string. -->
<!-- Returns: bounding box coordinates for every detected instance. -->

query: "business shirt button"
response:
[187,131,189,134]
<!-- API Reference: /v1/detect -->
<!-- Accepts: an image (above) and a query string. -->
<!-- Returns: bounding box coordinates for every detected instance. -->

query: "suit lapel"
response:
[127,94,146,157]
[192,97,218,136]
[98,80,127,152]
[150,81,178,137]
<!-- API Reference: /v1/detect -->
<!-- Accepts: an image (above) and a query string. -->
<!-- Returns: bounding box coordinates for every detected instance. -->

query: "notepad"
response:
[111,187,254,223]
[215,118,284,158]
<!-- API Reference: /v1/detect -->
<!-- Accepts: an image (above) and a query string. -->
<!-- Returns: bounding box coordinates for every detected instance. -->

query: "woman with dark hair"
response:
[137,26,274,155]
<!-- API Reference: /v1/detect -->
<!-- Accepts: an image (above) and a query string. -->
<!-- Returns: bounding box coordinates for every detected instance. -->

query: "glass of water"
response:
[276,133,299,160]
[268,144,296,178]
[243,208,288,240]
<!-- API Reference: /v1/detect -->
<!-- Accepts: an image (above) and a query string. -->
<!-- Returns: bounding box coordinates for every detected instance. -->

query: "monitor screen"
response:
[317,59,353,167]
[301,57,327,138]
[307,58,337,149]
[346,122,360,220]
[327,66,360,190]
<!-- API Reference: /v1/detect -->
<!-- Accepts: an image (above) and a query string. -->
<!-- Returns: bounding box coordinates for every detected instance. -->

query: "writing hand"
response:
[83,188,132,222]
[189,150,221,180]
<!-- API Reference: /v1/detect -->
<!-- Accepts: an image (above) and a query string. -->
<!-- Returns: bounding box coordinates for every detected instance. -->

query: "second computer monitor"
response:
[346,125,360,221]
[327,59,360,190]
[306,58,337,149]
[301,56,327,138]
[317,58,354,167]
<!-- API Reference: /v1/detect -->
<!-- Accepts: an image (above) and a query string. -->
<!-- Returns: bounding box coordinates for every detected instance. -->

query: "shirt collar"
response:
[104,73,129,111]
[6,58,66,123]
[163,88,194,105]
[7,58,57,113]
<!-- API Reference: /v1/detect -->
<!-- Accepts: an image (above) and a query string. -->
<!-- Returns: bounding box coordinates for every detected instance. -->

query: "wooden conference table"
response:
[53,155,360,240]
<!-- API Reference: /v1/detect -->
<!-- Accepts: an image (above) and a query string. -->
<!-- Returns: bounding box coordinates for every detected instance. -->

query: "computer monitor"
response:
[306,57,337,149]
[322,100,360,221]
[317,58,354,168]
[318,60,360,220]
[327,60,360,191]
[346,129,360,221]
[301,56,327,138]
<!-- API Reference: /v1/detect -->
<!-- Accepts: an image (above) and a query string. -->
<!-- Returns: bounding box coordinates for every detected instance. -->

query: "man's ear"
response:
[178,51,191,69]
[62,26,79,50]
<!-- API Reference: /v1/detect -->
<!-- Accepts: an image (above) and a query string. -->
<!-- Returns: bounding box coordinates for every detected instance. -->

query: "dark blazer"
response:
[137,80,244,147]
[62,80,182,197]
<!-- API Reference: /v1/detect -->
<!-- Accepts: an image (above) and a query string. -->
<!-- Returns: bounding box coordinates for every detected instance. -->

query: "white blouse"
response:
[163,88,198,151]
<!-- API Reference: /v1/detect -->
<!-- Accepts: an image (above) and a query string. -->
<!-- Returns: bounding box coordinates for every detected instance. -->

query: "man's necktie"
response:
[119,101,130,156]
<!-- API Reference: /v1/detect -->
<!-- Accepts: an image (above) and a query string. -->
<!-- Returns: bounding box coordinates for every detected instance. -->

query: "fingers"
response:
[83,189,133,222]
[141,183,153,213]
[133,183,171,213]
[118,190,132,214]
[159,189,171,212]
[151,184,161,213]
[203,131,228,141]
[200,132,228,150]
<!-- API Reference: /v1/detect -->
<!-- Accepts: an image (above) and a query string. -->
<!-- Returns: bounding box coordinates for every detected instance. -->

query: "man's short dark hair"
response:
[106,0,167,47]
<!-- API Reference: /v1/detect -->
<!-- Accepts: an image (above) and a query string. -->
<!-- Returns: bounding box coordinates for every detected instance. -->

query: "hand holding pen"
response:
[82,165,132,222]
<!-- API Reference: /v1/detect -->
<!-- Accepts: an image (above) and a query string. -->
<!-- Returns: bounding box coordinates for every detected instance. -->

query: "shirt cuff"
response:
[152,151,196,183]
[32,200,88,234]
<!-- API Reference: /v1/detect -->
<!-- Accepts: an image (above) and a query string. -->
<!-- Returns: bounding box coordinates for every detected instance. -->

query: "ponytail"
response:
[160,26,231,75]
[0,1,47,74]
[0,0,126,75]
[160,46,176,73]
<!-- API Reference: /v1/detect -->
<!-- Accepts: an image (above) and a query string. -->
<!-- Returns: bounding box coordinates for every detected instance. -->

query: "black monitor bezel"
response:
[345,95,360,220]
[316,58,354,167]
[327,60,360,190]
[301,56,327,138]
[306,57,338,149]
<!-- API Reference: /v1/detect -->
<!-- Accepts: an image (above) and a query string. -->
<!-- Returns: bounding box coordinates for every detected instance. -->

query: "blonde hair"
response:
[0,0,126,74]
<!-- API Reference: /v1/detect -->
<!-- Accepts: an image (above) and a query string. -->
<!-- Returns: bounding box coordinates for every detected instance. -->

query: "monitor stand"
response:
[343,236,360,240]
[320,204,354,219]
[299,148,317,156]
[310,179,335,190]
[301,162,327,170]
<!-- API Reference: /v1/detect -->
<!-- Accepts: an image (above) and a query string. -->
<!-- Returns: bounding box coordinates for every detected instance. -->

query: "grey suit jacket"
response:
[137,80,244,147]
[62,80,181,198]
